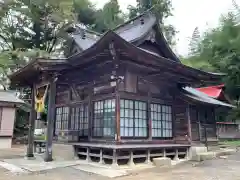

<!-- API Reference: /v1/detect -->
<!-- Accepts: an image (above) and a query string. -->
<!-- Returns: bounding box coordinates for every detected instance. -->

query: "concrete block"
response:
[192,152,216,162]
[191,155,201,162]
[216,149,236,157]
[199,152,216,161]
[189,146,207,160]
[153,157,171,167]
[0,137,12,149]
[52,143,77,160]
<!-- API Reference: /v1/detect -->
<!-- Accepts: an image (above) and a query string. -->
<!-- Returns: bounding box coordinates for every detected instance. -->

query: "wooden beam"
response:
[119,51,204,83]
[120,60,195,85]
[70,84,81,101]
[61,60,113,79]
[70,52,108,66]
[58,72,114,86]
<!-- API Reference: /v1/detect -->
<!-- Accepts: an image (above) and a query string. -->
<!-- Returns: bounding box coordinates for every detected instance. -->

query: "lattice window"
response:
[55,107,62,132]
[71,104,89,137]
[93,99,115,137]
[162,105,172,137]
[151,104,162,137]
[151,104,172,138]
[120,99,147,137]
[55,107,69,131]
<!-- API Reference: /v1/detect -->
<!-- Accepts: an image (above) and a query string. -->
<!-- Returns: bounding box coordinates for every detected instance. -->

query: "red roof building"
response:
[196,84,228,102]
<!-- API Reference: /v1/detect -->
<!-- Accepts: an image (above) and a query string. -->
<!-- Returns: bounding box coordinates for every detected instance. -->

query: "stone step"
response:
[152,157,172,168]
[191,148,236,162]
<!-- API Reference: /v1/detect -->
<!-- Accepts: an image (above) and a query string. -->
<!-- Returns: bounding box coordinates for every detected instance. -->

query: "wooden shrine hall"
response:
[9,10,234,164]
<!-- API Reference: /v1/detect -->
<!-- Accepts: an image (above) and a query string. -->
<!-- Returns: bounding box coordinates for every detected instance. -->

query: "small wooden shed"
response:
[0,90,29,148]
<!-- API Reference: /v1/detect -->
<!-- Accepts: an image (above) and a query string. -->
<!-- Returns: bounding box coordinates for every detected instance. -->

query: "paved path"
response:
[0,148,240,180]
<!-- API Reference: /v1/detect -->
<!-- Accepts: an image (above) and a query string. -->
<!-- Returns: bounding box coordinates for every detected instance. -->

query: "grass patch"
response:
[219,140,240,147]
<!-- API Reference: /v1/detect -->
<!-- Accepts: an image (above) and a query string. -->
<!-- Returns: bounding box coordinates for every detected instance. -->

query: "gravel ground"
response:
[119,153,240,180]
[0,147,240,180]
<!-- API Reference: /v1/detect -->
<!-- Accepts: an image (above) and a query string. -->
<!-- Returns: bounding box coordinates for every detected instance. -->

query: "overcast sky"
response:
[91,0,239,56]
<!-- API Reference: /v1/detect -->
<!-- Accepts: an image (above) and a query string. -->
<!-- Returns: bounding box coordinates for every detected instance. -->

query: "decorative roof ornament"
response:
[109,42,117,60]
[82,30,86,39]
[146,30,156,43]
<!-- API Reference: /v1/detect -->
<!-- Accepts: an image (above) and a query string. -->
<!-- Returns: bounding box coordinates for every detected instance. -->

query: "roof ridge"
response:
[73,7,155,38]
[112,7,155,31]
[74,24,101,36]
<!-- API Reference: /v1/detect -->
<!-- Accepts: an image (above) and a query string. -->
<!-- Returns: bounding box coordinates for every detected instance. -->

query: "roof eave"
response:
[9,58,68,87]
[182,87,235,108]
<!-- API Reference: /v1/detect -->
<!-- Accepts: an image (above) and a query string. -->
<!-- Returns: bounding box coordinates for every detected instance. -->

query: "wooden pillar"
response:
[88,85,93,140]
[212,108,217,138]
[44,76,57,162]
[115,79,121,142]
[172,95,176,139]
[186,104,192,143]
[109,42,121,142]
[197,108,202,141]
[26,85,37,158]
[67,89,72,134]
[147,84,152,140]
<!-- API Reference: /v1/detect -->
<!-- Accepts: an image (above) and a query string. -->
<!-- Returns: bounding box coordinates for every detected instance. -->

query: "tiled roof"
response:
[0,90,30,112]
[0,90,25,104]
[183,87,235,108]
[196,84,224,98]
[71,10,180,62]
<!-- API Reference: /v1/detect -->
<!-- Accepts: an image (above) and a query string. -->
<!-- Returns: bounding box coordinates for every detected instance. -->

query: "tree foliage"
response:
[182,11,240,120]
[0,0,177,135]
[184,13,240,99]
[188,27,200,56]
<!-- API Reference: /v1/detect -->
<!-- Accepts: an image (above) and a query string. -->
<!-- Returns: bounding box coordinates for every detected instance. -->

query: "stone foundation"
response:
[153,157,171,167]
[56,131,78,142]
[52,143,77,160]
[75,145,189,166]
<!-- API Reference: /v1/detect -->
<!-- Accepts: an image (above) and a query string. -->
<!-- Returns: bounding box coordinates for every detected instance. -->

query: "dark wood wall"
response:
[52,60,218,144]
[189,105,200,141]
[173,98,189,142]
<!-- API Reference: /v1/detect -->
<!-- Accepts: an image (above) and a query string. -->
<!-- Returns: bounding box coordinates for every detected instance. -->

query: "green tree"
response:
[74,0,125,33]
[187,13,240,98]
[0,0,75,88]
[182,12,240,119]
[0,0,76,136]
[101,0,124,30]
[188,27,200,56]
